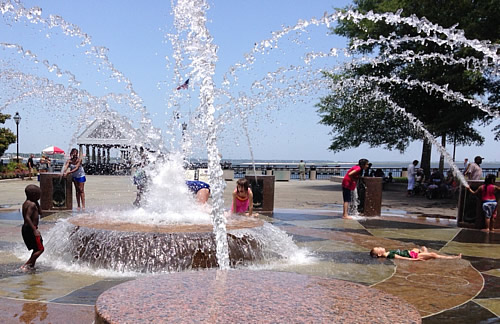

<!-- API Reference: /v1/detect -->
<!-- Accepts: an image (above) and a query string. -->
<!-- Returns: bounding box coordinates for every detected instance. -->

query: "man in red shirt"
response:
[342,158,369,219]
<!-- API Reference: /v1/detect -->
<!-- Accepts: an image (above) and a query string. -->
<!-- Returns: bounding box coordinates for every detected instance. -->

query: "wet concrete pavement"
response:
[0,176,498,323]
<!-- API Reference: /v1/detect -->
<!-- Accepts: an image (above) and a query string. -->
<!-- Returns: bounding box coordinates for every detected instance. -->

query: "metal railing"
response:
[77,162,499,180]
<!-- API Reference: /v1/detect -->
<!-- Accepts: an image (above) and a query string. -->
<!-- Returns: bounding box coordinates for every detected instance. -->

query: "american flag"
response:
[176,79,189,90]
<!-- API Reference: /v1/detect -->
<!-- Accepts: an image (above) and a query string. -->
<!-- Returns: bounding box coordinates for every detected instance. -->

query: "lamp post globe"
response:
[13,112,21,164]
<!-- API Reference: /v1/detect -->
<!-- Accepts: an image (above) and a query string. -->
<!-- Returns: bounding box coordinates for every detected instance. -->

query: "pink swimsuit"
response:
[231,189,251,213]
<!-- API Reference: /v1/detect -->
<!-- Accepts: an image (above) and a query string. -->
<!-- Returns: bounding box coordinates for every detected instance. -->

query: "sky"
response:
[1,0,498,163]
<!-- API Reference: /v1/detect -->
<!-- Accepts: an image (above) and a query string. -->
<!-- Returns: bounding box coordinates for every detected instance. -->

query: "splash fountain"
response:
[1,0,498,322]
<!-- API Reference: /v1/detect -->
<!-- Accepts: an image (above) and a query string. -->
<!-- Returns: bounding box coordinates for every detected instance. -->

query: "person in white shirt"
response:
[407,160,419,196]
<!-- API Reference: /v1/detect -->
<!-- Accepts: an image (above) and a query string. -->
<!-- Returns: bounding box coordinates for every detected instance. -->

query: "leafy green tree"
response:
[319,0,499,176]
[0,113,16,158]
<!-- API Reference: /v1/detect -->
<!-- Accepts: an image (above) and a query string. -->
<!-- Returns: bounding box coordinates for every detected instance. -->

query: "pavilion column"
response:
[97,147,102,164]
[92,146,96,163]
[79,144,83,158]
[86,145,90,163]
[107,147,111,164]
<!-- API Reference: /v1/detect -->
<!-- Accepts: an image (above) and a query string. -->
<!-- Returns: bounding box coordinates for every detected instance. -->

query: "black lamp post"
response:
[13,112,21,164]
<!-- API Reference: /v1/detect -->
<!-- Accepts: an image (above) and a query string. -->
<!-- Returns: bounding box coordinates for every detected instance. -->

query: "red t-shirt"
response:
[342,165,362,190]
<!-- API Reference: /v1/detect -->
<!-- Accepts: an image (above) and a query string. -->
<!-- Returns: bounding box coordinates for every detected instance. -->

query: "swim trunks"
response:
[186,181,210,194]
[342,187,352,202]
[483,201,497,219]
[73,176,86,183]
[22,224,44,252]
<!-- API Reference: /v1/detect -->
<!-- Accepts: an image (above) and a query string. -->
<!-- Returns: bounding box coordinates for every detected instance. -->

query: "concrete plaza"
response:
[0,176,498,323]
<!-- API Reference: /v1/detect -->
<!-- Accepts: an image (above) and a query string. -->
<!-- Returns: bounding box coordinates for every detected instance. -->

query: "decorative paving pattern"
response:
[95,270,421,324]
[0,208,499,323]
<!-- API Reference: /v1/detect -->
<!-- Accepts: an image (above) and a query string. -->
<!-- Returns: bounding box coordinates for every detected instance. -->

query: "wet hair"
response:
[358,159,369,167]
[484,174,496,186]
[413,160,419,165]
[25,184,41,201]
[474,156,483,164]
[236,178,249,192]
[70,148,78,156]
[369,248,378,258]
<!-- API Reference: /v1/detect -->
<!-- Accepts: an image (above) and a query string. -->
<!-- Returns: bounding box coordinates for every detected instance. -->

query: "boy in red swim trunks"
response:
[21,184,44,271]
[370,246,461,261]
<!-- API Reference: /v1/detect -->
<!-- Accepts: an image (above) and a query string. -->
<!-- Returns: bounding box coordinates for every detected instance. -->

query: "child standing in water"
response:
[467,174,499,232]
[370,246,461,261]
[231,178,253,216]
[21,184,44,271]
[342,158,369,219]
[63,148,86,211]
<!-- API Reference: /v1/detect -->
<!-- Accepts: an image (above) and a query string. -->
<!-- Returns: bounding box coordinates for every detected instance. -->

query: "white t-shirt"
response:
[408,164,416,179]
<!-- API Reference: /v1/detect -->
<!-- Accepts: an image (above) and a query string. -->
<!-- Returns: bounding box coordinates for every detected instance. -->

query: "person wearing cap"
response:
[465,156,483,180]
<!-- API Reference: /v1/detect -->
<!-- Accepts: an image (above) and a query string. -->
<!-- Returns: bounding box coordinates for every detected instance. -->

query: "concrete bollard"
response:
[245,175,275,214]
[40,173,73,214]
[358,177,382,216]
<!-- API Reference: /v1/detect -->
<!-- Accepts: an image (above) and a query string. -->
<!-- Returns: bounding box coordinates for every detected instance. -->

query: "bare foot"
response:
[20,265,34,273]
[342,215,351,219]
[457,253,462,259]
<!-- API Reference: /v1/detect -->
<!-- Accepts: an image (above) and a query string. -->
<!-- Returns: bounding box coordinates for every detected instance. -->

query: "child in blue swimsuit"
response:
[186,180,210,204]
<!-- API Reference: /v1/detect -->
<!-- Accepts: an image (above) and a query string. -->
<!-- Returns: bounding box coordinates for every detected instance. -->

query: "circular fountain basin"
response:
[66,214,266,272]
[95,270,421,323]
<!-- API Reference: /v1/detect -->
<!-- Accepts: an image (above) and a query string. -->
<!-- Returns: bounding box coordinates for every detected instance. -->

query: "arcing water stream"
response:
[2,1,498,269]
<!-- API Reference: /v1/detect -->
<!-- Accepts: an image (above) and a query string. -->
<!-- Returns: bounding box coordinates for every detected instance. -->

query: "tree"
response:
[0,113,16,158]
[319,0,499,176]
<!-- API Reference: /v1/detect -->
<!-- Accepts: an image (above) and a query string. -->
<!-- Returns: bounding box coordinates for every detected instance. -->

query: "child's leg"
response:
[24,249,43,268]
[79,183,85,209]
[342,187,351,219]
[419,252,461,260]
[490,207,497,231]
[342,201,349,218]
[73,181,81,208]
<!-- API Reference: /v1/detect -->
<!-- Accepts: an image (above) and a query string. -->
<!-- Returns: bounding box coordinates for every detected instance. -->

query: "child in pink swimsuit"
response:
[467,174,499,232]
[231,178,253,216]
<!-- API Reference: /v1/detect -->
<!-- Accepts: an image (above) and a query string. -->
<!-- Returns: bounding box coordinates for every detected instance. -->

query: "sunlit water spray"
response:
[4,2,499,272]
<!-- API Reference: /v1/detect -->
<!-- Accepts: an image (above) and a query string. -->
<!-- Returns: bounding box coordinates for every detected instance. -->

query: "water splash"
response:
[171,0,229,269]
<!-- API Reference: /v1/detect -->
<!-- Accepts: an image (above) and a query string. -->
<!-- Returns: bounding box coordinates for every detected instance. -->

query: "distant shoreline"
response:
[226,159,500,169]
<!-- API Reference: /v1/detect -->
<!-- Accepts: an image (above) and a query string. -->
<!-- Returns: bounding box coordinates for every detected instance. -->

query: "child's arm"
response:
[348,168,360,177]
[467,185,481,195]
[35,201,42,218]
[248,190,253,216]
[23,203,40,236]
[231,191,237,214]
[62,160,71,175]
[64,158,82,176]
